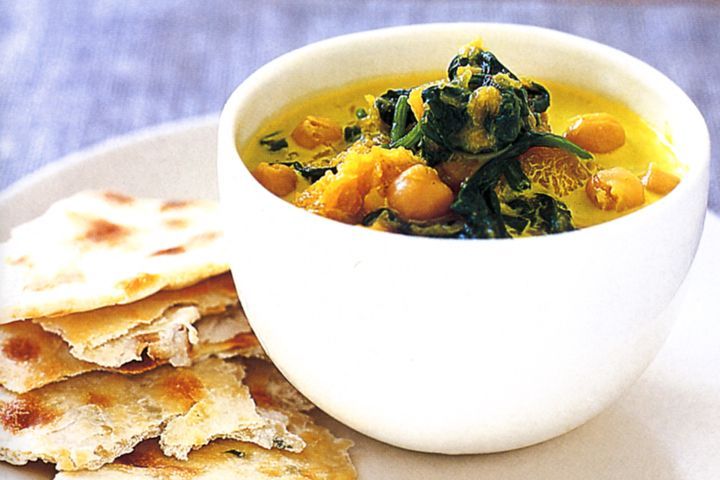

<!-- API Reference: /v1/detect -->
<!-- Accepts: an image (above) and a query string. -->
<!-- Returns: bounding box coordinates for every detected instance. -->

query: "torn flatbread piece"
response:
[159,361,305,461]
[0,321,98,394]
[73,305,201,367]
[0,190,228,323]
[0,358,299,471]
[193,309,265,361]
[34,273,238,367]
[243,357,315,413]
[55,413,356,480]
[0,310,262,393]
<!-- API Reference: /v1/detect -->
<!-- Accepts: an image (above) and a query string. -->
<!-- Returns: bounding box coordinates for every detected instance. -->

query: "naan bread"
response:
[34,273,238,368]
[158,358,313,462]
[33,273,239,367]
[54,414,356,480]
[0,359,301,471]
[0,191,228,323]
[159,374,304,461]
[0,310,262,393]
[74,305,201,367]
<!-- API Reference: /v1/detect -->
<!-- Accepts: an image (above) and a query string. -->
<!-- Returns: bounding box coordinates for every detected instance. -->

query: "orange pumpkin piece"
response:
[519,147,592,197]
[408,87,425,122]
[294,146,422,223]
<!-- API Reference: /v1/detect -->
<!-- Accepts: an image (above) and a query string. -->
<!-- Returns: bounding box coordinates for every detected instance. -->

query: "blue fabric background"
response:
[1,0,717,211]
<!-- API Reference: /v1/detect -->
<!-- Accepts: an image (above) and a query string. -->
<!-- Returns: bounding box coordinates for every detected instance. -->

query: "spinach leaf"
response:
[518,132,593,159]
[375,89,415,126]
[420,84,470,152]
[432,46,550,158]
[344,125,362,143]
[450,159,511,239]
[503,157,531,192]
[390,95,410,143]
[450,132,589,237]
[362,208,465,238]
[488,87,524,148]
[448,50,515,81]
[274,161,337,183]
[506,194,575,235]
[501,213,530,234]
[525,81,550,113]
[390,122,422,149]
[259,131,288,152]
[420,81,540,156]
[460,132,592,164]
[419,137,452,166]
[401,44,568,163]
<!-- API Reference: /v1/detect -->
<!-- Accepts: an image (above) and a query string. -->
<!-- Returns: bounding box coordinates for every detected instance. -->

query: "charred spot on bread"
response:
[161,200,193,211]
[116,440,198,474]
[118,273,162,298]
[164,218,189,229]
[102,192,135,205]
[2,336,41,362]
[152,246,187,256]
[161,370,205,410]
[0,397,57,433]
[86,392,113,408]
[82,218,132,244]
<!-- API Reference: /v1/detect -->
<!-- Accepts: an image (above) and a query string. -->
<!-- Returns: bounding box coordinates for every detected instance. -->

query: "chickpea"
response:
[253,162,297,197]
[585,167,645,212]
[642,163,680,195]
[387,165,454,221]
[291,116,343,149]
[564,113,626,153]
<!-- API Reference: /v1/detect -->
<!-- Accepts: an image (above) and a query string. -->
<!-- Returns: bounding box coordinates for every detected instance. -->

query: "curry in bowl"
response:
[241,39,682,239]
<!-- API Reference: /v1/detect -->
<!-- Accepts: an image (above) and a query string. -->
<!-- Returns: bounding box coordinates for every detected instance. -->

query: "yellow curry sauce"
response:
[240,50,682,238]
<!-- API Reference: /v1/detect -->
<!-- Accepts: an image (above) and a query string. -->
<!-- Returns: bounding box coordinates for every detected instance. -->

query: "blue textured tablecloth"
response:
[1,0,718,212]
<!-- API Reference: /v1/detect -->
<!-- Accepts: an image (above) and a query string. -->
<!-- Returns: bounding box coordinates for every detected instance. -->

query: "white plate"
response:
[1,118,718,479]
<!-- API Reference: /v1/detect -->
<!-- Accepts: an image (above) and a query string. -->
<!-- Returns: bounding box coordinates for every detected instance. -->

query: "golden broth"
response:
[542,80,682,227]
[240,73,682,232]
[240,72,439,169]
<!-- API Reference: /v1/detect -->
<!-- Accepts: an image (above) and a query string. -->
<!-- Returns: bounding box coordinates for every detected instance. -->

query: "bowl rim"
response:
[218,22,711,247]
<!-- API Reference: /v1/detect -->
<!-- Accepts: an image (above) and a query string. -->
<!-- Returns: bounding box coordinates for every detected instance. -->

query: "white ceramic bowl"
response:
[218,23,710,454]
